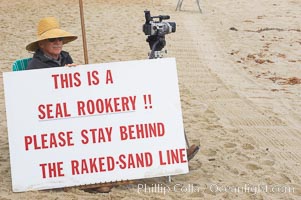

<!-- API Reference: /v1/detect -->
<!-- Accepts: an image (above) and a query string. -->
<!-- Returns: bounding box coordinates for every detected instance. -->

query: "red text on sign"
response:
[81,127,112,144]
[38,102,71,120]
[118,152,153,169]
[105,69,113,84]
[159,148,187,165]
[71,156,115,175]
[52,72,81,89]
[87,70,99,86]
[77,96,136,116]
[24,131,74,151]
[143,94,153,109]
[39,162,65,178]
[120,122,165,141]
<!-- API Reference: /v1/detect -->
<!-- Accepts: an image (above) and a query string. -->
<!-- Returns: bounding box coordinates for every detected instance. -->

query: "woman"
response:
[26,17,77,70]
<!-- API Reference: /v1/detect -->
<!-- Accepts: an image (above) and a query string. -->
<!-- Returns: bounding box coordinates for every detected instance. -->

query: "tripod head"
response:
[147,35,167,59]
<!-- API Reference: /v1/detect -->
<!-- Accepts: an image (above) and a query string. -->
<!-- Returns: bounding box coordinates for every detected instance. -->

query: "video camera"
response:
[143,10,176,59]
[143,10,176,36]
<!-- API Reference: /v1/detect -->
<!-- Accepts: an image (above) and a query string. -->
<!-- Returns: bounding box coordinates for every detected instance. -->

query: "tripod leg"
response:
[184,130,200,161]
[184,130,190,148]
[179,0,184,10]
[176,0,183,11]
[196,0,202,13]
[175,0,180,11]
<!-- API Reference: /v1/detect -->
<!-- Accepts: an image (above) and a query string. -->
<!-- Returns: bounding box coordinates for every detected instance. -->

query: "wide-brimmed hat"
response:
[26,17,77,52]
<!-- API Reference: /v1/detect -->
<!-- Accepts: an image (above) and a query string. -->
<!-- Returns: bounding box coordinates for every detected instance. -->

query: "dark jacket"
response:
[26,49,73,70]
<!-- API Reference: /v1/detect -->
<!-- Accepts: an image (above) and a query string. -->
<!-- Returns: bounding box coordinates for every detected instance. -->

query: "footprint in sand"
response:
[189,159,203,170]
[246,163,262,170]
[202,148,217,157]
[242,143,255,150]
[229,167,239,175]
[277,174,292,184]
[265,173,292,185]
[261,160,275,166]
[224,142,237,148]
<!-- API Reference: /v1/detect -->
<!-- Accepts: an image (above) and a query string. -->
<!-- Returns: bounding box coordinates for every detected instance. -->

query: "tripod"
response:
[146,34,191,148]
[176,0,202,13]
[147,33,191,183]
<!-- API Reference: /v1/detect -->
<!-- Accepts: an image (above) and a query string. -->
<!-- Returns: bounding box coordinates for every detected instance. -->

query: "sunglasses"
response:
[47,37,64,42]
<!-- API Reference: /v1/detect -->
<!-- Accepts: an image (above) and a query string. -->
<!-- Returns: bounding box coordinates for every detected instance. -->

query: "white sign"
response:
[3,58,188,192]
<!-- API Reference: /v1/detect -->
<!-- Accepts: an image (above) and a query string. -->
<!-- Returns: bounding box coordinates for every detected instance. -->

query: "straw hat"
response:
[26,17,77,52]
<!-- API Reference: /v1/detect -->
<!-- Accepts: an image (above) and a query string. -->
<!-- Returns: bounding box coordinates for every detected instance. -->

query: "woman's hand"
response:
[65,63,77,67]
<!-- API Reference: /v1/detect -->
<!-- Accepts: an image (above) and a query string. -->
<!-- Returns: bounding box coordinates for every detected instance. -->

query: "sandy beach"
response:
[1,0,301,199]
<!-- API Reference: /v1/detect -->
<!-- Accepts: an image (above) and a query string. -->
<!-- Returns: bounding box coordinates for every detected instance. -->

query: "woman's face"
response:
[38,38,63,59]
